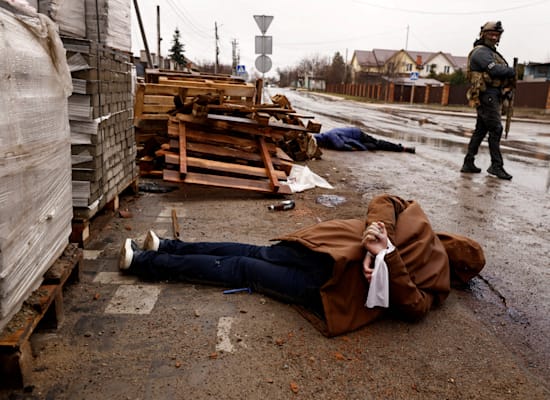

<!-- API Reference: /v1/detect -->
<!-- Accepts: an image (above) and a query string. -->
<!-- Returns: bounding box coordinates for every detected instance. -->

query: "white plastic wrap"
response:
[0,2,73,330]
[2,0,36,12]
[39,0,86,38]
[85,0,131,52]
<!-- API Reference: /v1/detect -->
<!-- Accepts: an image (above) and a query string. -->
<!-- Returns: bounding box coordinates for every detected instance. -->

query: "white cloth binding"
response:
[365,239,395,308]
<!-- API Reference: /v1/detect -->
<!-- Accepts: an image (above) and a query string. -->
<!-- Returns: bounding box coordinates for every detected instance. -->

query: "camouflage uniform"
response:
[461,21,515,180]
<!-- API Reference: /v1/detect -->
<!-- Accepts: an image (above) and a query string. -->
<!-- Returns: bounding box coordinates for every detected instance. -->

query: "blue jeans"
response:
[130,240,333,316]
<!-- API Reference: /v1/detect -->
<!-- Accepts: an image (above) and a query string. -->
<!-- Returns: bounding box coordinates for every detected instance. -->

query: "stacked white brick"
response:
[39,0,137,215]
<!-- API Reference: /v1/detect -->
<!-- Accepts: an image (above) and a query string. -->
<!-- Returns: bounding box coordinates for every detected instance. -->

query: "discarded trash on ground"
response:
[267,200,295,211]
[316,194,347,208]
[138,182,179,193]
[286,164,334,193]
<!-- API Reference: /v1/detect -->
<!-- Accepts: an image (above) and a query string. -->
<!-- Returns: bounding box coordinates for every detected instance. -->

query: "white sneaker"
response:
[119,238,137,270]
[144,230,160,251]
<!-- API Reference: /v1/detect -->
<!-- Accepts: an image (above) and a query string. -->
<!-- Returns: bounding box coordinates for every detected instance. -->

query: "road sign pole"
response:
[253,15,273,81]
[409,71,418,105]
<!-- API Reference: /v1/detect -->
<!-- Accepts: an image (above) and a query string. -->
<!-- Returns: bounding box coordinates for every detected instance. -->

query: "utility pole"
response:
[344,48,348,84]
[405,25,409,50]
[231,39,239,75]
[156,5,161,68]
[133,0,153,68]
[215,22,220,74]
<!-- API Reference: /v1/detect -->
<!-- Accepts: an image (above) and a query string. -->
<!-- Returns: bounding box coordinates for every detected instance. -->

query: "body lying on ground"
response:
[314,127,416,153]
[119,194,484,337]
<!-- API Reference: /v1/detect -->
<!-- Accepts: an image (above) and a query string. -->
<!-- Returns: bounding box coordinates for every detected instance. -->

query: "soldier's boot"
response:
[487,165,513,180]
[460,156,481,173]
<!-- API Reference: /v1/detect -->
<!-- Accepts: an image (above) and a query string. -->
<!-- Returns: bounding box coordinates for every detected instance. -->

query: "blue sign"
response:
[410,71,419,81]
[236,65,246,74]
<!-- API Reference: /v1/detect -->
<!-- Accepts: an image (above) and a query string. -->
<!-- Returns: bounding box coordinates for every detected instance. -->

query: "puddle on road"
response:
[316,194,347,208]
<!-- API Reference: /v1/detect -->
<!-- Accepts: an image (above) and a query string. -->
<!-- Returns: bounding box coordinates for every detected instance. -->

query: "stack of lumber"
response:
[0,3,73,331]
[162,113,295,194]
[134,69,258,131]
[134,70,322,194]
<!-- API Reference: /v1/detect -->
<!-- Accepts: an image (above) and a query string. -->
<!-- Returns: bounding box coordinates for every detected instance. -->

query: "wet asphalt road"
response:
[276,88,550,191]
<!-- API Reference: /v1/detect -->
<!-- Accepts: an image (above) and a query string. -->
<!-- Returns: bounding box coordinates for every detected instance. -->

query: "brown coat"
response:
[276,194,485,337]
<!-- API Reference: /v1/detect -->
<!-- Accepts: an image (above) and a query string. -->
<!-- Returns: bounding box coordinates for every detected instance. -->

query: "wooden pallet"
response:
[162,114,295,194]
[0,243,83,389]
[71,176,139,246]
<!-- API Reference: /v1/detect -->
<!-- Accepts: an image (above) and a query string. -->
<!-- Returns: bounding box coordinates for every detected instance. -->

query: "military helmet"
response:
[480,21,504,34]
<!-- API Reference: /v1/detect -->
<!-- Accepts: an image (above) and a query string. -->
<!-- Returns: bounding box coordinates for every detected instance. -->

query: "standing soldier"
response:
[461,21,516,180]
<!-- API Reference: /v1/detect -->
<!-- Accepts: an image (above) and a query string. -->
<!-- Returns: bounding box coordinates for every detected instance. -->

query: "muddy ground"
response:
[1,142,549,399]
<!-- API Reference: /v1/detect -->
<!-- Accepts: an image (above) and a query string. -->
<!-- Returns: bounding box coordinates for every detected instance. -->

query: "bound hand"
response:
[362,221,388,255]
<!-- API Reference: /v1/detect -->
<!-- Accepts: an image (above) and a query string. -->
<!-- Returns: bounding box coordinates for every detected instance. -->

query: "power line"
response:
[164,0,212,40]
[352,0,550,15]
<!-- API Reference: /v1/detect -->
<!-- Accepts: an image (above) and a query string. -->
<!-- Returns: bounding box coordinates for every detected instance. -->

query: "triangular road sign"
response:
[253,15,273,34]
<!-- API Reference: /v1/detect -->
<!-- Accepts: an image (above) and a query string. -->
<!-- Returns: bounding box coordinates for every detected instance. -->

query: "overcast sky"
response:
[131,0,550,77]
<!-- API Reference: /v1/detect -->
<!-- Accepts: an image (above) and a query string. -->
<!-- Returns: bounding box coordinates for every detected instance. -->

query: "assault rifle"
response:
[504,57,518,139]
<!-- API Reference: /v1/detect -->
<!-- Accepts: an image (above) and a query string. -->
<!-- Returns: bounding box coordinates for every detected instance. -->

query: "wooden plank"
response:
[177,87,189,105]
[157,77,254,90]
[145,69,246,83]
[143,84,179,96]
[257,136,280,191]
[307,120,322,133]
[43,243,82,285]
[207,113,310,133]
[186,156,287,179]
[185,129,262,150]
[144,85,224,97]
[169,127,279,155]
[163,169,181,182]
[165,123,294,170]
[183,172,292,194]
[168,143,290,171]
[254,112,271,125]
[167,118,179,136]
[146,81,255,98]
[159,75,245,84]
[171,209,180,240]
[176,113,288,141]
[164,151,288,180]
[144,95,175,105]
[164,152,180,165]
[134,84,145,122]
[178,120,187,175]
[136,114,170,121]
[142,104,174,114]
[0,285,58,348]
[186,142,265,163]
[276,147,295,163]
[134,119,169,132]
